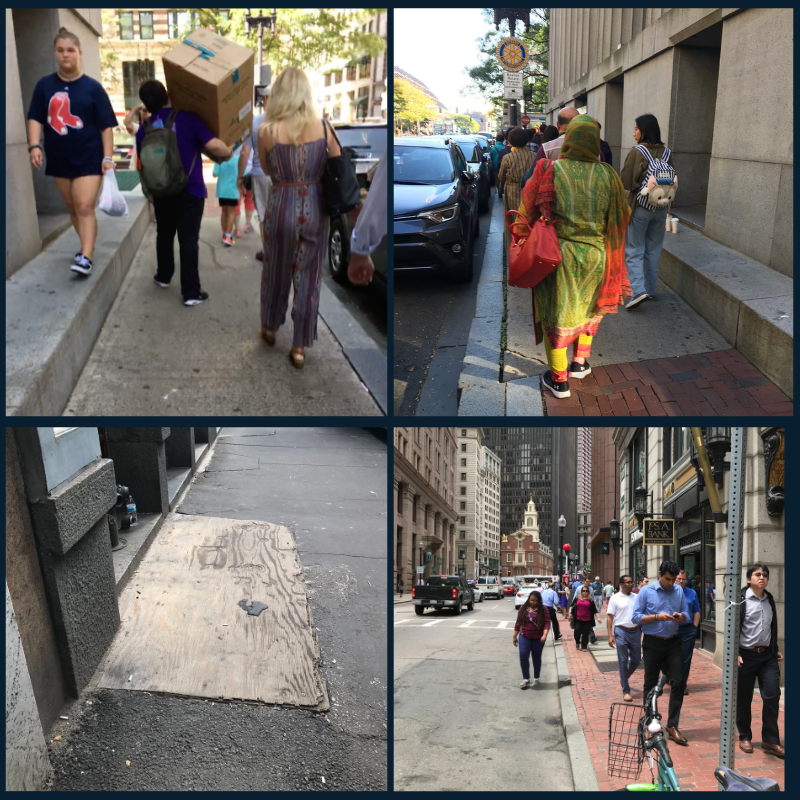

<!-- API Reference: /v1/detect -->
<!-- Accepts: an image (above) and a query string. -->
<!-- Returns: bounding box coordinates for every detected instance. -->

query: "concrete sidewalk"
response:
[63,196,384,416]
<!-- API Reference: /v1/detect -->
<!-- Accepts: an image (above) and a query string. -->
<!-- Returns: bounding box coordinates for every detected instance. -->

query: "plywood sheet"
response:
[97,515,329,710]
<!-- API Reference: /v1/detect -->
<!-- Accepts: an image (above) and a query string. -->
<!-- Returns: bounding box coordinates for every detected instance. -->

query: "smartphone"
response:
[514,641,518,648]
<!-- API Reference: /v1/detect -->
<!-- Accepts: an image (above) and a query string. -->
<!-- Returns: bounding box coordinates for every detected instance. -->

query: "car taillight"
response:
[517,593,523,597]
[452,588,458,599]
[412,587,416,598]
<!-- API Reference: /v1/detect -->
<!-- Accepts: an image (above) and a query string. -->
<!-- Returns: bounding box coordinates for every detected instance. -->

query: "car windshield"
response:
[335,127,386,158]
[478,578,499,584]
[394,146,455,184]
[454,141,480,162]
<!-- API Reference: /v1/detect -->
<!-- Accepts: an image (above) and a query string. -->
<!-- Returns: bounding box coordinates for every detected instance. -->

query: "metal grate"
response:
[115,170,141,191]
[595,660,645,674]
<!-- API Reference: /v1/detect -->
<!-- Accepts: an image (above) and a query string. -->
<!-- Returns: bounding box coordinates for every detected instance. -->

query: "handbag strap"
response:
[322,118,343,155]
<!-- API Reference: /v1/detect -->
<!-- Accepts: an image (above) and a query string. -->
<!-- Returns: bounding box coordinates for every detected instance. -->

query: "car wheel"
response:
[467,596,474,611]
[454,600,462,615]
[479,182,489,213]
[452,235,474,283]
[414,606,424,616]
[328,216,350,285]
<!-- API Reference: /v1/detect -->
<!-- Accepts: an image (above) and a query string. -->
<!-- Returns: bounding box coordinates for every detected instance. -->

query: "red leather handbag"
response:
[506,209,562,288]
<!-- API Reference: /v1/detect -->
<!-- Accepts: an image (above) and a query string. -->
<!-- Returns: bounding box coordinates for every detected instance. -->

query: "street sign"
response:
[643,519,675,546]
[521,114,530,126]
[416,566,425,573]
[503,70,523,100]
[496,36,528,72]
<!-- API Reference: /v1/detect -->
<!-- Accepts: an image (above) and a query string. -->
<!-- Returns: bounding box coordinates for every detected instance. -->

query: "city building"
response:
[611,427,784,676]
[394,65,448,115]
[315,10,387,122]
[394,428,458,589]
[6,8,104,278]
[483,428,577,575]
[454,428,501,579]
[590,427,620,582]
[576,510,592,571]
[546,8,792,395]
[500,496,554,577]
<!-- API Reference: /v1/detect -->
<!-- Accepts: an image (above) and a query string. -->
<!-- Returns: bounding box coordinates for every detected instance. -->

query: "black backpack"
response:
[138,109,197,198]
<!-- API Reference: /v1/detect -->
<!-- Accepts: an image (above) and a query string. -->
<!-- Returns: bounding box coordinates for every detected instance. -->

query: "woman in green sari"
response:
[511,115,632,399]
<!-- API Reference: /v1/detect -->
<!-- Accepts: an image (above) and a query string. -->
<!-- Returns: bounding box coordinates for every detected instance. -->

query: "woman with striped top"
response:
[513,589,551,688]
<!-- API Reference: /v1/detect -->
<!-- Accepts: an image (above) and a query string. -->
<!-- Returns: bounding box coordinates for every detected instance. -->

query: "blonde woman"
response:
[27,28,118,277]
[257,67,340,369]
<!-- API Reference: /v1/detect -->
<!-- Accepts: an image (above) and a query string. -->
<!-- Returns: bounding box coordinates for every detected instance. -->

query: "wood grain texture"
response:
[97,515,329,710]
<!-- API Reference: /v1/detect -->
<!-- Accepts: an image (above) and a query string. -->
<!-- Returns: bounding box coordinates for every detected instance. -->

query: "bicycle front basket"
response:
[608,702,646,779]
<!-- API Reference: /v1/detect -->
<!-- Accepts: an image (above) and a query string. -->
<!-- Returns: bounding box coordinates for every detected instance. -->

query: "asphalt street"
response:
[394,593,574,790]
[47,427,387,791]
[393,193,495,416]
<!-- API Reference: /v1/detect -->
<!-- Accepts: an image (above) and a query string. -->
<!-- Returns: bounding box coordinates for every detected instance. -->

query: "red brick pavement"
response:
[543,350,793,417]
[562,606,785,791]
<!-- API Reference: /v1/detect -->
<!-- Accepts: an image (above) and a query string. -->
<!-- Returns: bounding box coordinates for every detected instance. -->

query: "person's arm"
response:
[257,126,271,178]
[348,154,387,285]
[101,127,115,172]
[27,119,44,169]
[237,143,252,195]
[124,104,143,135]
[323,119,342,158]
[541,612,550,642]
[607,610,615,647]
[205,137,233,162]
[676,591,689,624]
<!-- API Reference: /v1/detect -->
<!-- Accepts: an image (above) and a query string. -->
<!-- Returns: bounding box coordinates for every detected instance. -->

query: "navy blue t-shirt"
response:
[28,73,118,178]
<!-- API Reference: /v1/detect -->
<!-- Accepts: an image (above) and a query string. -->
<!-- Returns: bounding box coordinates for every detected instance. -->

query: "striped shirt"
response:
[514,609,551,639]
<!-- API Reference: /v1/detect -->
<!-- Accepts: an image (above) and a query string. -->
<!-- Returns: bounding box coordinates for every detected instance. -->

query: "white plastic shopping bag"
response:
[98,171,129,217]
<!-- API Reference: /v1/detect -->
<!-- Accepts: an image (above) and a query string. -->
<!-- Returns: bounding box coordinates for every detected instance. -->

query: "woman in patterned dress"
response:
[511,115,632,399]
[497,127,534,250]
[257,67,341,369]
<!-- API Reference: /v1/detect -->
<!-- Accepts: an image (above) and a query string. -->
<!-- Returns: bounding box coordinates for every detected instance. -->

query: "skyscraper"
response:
[483,428,577,574]
[577,427,592,513]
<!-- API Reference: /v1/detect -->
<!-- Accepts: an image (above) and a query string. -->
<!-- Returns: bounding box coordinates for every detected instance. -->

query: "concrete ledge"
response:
[559,685,602,792]
[29,459,116,555]
[166,466,192,510]
[6,193,150,416]
[660,226,793,398]
[553,636,572,687]
[106,427,170,444]
[112,511,165,596]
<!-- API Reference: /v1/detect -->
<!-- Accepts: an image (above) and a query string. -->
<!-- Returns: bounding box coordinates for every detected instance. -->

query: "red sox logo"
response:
[47,92,84,135]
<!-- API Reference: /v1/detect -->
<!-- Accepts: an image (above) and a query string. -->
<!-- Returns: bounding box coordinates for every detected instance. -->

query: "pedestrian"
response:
[540,581,562,640]
[347,153,386,286]
[521,125,559,189]
[603,579,615,606]
[257,67,342,369]
[213,146,241,246]
[525,127,539,155]
[511,115,632,401]
[737,563,784,758]
[559,579,570,619]
[570,585,600,651]
[591,576,604,609]
[607,574,641,702]
[237,84,272,262]
[136,79,233,306]
[597,121,613,167]
[490,131,507,196]
[631,580,641,595]
[569,574,584,605]
[671,569,701,695]
[632,560,690,746]
[530,107,579,171]
[27,28,119,277]
[531,123,545,148]
[498,126,534,250]
[398,578,405,597]
[513,589,551,688]
[620,113,674,308]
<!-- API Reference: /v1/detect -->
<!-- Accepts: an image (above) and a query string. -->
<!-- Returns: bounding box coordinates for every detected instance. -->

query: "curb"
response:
[318,281,387,415]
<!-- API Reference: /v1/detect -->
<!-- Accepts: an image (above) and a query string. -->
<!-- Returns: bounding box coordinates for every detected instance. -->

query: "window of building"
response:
[139,12,154,39]
[460,531,466,540]
[461,458,466,467]
[460,516,465,524]
[324,73,332,87]
[119,11,134,40]
[359,58,370,78]
[411,496,417,523]
[397,483,404,515]
[460,502,466,510]
[461,472,466,481]
[460,487,466,496]
[168,10,195,39]
[664,427,692,471]
[528,553,534,562]
[347,65,357,81]
[334,70,343,84]
[461,429,467,436]
[461,443,467,452]
[122,60,156,110]
[632,430,647,493]
[507,554,512,563]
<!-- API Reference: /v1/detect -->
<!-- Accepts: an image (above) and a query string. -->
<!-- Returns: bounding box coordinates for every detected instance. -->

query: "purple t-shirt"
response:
[135,107,214,199]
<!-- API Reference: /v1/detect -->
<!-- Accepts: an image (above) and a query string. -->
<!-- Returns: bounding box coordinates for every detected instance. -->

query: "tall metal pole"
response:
[258,21,264,71]
[719,427,746,783]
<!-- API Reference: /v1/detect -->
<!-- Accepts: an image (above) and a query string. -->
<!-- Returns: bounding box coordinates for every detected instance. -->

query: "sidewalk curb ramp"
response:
[552,637,601,792]
[6,190,150,416]
[660,227,792,399]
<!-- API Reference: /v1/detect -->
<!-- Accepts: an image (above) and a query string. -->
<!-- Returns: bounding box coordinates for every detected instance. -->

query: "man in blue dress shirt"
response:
[674,569,702,695]
[632,560,690,746]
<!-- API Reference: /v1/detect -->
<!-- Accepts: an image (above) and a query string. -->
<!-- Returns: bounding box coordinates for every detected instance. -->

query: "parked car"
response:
[328,123,387,293]
[471,584,485,603]
[412,575,475,616]
[515,584,541,609]
[394,136,479,283]
[445,135,490,213]
[476,575,504,599]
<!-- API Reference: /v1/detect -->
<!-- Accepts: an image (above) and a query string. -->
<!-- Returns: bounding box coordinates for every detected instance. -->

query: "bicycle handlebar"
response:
[650,733,674,768]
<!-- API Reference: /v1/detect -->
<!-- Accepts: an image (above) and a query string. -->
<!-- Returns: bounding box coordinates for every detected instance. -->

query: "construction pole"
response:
[719,427,746,782]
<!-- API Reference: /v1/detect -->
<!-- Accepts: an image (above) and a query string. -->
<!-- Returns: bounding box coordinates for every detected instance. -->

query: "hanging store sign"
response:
[503,70,523,100]
[643,519,675,546]
[630,528,643,545]
[496,37,529,72]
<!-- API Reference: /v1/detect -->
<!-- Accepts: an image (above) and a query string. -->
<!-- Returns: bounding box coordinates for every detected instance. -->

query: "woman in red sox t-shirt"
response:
[27,28,118,277]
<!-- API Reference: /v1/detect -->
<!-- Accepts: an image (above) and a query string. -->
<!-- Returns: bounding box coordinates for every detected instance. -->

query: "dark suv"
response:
[394,137,479,283]
[448,135,491,213]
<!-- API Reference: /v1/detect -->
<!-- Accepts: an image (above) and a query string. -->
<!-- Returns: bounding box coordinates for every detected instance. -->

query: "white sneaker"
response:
[520,679,530,689]
[532,678,539,686]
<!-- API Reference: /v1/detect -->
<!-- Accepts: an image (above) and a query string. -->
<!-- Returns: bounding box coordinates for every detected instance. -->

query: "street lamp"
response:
[418,541,423,581]
[704,427,732,488]
[610,511,621,585]
[634,483,653,528]
[557,514,566,578]
[244,8,278,75]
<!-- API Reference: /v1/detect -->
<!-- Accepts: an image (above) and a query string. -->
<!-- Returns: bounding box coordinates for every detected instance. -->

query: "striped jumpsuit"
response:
[261,138,329,348]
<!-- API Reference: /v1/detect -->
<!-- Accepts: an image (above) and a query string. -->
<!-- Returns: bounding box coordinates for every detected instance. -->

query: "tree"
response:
[180,8,386,70]
[464,8,549,114]
[394,78,435,133]
[451,114,479,133]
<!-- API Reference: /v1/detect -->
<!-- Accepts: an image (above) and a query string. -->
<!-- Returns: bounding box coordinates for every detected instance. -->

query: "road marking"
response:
[458,620,478,628]
[394,619,411,625]
[421,619,446,627]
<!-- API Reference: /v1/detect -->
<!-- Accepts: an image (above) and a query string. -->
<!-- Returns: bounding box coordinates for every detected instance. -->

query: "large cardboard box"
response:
[163,28,255,147]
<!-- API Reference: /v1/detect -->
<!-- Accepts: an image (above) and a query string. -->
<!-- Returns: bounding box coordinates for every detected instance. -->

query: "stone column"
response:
[105,428,170,515]
[165,427,196,470]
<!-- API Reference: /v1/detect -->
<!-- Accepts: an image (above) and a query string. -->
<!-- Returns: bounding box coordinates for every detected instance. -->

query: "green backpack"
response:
[138,108,197,198]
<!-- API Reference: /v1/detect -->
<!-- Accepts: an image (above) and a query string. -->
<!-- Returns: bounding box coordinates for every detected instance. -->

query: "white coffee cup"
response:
[670,217,679,234]
[666,216,671,231]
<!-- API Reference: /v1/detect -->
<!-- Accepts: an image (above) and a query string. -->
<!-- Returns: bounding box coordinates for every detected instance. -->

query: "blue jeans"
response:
[614,626,642,694]
[625,205,669,297]
[519,634,545,681]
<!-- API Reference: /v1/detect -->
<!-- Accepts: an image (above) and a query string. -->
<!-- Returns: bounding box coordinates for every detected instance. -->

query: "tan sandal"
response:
[261,328,275,346]
[288,347,305,370]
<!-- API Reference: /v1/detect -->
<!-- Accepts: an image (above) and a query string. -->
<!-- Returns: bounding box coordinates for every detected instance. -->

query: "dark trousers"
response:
[519,634,545,681]
[574,619,593,648]
[546,605,561,638]
[736,649,782,744]
[679,624,698,685]
[642,634,685,729]
[153,190,205,299]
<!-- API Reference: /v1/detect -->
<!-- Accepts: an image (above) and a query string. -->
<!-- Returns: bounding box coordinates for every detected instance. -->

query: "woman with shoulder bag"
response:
[512,589,550,688]
[570,585,601,652]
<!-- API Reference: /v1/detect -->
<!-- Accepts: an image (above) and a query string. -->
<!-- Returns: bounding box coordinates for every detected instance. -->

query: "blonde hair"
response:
[261,67,317,145]
[54,27,81,48]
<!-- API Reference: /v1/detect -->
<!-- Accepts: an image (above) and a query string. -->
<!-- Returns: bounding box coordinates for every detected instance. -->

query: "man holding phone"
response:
[632,560,690,746]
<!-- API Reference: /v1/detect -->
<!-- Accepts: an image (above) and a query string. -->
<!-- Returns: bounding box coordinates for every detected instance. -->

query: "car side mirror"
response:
[482,153,490,162]
[461,171,473,182]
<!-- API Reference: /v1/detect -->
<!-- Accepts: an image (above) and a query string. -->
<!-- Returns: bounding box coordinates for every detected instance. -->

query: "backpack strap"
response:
[634,144,657,167]
[165,108,180,129]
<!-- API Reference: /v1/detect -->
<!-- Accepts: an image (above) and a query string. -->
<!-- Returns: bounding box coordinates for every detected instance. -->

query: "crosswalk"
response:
[395,617,516,630]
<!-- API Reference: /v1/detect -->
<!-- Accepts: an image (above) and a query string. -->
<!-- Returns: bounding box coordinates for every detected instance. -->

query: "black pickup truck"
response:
[411,575,475,616]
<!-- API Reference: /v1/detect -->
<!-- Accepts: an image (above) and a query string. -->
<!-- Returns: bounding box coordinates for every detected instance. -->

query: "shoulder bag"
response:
[321,119,362,216]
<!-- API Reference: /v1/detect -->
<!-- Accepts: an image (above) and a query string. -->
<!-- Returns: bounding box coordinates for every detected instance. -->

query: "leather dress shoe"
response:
[739,739,754,754]
[666,727,689,746]
[762,742,785,758]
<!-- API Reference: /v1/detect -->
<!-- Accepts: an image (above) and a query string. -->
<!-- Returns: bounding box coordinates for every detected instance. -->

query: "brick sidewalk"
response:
[544,349,793,417]
[561,607,785,790]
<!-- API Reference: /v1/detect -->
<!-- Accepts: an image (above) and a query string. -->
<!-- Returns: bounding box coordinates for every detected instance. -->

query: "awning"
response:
[350,95,369,106]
